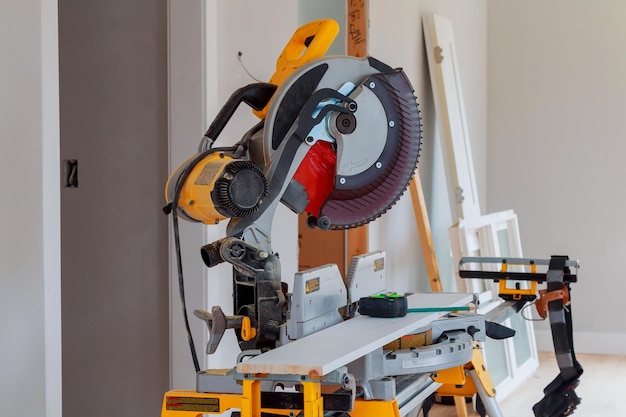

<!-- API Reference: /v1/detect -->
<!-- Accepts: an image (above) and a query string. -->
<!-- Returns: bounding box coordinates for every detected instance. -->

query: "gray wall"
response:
[59,0,169,415]
[488,0,626,353]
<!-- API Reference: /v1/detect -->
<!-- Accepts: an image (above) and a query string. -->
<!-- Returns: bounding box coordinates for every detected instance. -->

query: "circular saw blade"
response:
[263,56,422,230]
[321,68,422,229]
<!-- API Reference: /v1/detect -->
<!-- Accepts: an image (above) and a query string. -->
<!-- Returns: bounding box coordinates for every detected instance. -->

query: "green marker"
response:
[407,306,471,313]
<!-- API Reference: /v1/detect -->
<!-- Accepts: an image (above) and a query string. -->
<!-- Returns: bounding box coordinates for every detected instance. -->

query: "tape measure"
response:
[358,292,408,318]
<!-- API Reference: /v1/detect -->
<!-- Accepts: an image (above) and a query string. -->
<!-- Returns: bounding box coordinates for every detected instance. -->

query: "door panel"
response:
[59,1,169,416]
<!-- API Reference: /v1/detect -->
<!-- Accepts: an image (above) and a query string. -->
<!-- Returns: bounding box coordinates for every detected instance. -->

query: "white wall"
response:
[488,0,626,354]
[0,1,61,416]
[368,0,487,293]
[168,0,213,389]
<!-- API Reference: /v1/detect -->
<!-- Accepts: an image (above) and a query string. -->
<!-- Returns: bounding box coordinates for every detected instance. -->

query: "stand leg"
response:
[453,396,469,417]
[241,379,261,417]
[469,369,503,417]
[301,381,324,417]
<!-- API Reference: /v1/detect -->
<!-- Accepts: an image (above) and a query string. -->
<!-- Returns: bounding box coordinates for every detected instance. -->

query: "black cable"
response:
[172,209,201,372]
[165,145,238,373]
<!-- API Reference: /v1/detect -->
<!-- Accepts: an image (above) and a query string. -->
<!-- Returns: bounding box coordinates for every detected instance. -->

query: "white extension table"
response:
[236,292,475,376]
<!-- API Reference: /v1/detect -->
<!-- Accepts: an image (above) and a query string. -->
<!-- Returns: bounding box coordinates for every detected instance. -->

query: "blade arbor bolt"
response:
[336,113,357,134]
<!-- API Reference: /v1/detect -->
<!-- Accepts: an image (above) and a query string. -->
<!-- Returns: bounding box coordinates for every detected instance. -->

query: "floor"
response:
[427,351,626,417]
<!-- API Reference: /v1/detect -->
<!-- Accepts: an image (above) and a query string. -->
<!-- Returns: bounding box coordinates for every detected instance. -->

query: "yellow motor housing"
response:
[165,152,267,225]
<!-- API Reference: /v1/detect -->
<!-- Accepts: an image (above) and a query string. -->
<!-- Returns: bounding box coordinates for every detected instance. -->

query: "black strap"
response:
[533,255,583,417]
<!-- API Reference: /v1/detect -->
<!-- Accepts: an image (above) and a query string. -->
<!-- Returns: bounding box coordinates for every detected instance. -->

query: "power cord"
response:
[164,145,238,373]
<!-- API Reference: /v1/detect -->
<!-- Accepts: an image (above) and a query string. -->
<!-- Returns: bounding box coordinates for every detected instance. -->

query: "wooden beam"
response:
[298,0,371,277]
[347,0,368,57]
[345,0,369,267]
[409,171,443,292]
[411,175,469,416]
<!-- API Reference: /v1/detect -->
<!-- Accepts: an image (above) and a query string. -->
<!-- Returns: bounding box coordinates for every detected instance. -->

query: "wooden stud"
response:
[409,172,443,292]
[345,0,369,271]
[347,0,368,58]
[298,0,370,279]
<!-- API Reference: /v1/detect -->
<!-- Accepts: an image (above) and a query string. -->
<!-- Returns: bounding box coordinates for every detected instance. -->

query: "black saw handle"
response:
[203,82,277,145]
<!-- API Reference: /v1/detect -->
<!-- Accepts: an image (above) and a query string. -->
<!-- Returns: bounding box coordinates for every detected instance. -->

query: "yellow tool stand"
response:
[162,381,401,417]
[161,345,499,417]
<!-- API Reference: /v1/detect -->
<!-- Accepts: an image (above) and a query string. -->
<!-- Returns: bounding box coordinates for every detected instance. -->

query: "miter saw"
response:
[162,19,506,417]
[164,18,422,355]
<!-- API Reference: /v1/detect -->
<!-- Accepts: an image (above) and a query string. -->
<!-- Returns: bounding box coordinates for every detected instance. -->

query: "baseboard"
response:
[535,330,626,355]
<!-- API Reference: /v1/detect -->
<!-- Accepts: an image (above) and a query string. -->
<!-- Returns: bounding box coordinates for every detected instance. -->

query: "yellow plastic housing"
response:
[166,153,235,224]
[498,261,538,301]
[253,19,339,119]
